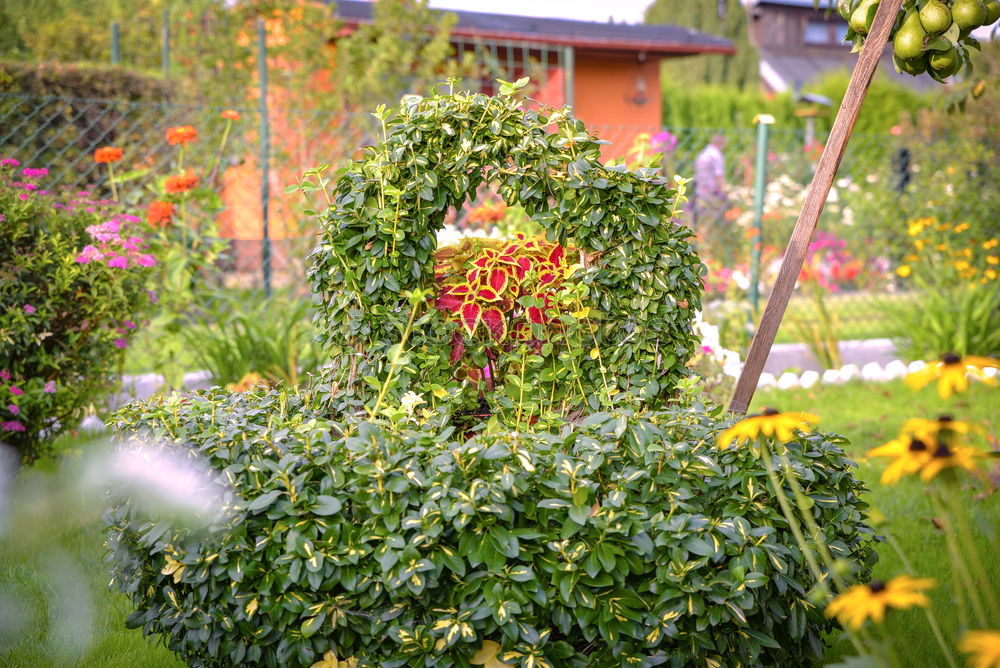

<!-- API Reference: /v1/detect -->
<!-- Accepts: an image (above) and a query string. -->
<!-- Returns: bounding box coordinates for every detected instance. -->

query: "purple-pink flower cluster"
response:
[75,214,157,268]
[0,370,59,434]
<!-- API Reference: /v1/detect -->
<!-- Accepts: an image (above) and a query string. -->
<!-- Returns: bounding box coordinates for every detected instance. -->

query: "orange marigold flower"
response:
[221,109,241,121]
[164,172,198,194]
[147,200,175,228]
[93,146,123,163]
[165,125,198,146]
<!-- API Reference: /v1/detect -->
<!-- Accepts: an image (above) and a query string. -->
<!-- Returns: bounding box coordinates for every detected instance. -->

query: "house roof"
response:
[330,0,735,56]
[759,49,939,92]
[745,0,838,7]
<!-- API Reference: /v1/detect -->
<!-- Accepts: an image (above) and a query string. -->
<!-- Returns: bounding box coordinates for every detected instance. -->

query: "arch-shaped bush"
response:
[308,83,703,406]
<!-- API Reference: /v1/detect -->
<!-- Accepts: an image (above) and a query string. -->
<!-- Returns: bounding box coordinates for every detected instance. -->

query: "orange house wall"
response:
[571,53,663,158]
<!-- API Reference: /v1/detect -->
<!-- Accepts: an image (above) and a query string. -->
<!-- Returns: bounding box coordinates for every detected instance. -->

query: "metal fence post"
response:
[747,114,774,317]
[562,46,574,109]
[111,22,121,65]
[257,18,272,298]
[161,10,170,79]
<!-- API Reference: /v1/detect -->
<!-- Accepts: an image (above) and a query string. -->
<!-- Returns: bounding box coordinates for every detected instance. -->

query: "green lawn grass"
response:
[1,381,995,666]
[751,379,999,665]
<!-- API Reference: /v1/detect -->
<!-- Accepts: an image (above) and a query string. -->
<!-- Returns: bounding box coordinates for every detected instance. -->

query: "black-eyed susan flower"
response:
[960,630,1000,668]
[919,442,986,482]
[905,353,999,399]
[718,407,819,449]
[824,575,935,630]
[867,435,932,484]
[901,415,977,444]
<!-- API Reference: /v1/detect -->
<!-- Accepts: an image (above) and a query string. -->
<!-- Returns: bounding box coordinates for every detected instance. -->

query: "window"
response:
[804,20,847,45]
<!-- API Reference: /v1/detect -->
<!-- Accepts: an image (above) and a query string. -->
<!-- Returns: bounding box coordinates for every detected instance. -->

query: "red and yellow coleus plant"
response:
[433,234,572,361]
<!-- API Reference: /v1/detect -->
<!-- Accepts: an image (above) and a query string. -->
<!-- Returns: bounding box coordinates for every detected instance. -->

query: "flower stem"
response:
[367,299,420,419]
[882,528,958,668]
[929,489,989,627]
[940,482,1000,620]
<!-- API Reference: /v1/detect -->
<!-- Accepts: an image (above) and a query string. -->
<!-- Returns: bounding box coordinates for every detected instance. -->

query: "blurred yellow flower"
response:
[988,256,999,265]
[953,222,970,233]
[867,435,932,484]
[896,265,912,278]
[226,372,268,393]
[984,239,999,250]
[960,630,1000,668]
[718,408,819,449]
[919,442,986,481]
[310,651,358,668]
[907,221,925,237]
[905,354,999,398]
[955,260,971,272]
[824,576,935,630]
[914,239,927,250]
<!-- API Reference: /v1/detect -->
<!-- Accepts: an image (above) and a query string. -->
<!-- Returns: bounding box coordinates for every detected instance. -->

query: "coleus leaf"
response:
[482,307,507,342]
[527,306,545,324]
[460,302,482,336]
[435,292,465,313]
[450,329,465,364]
[466,268,481,284]
[515,257,532,281]
[476,287,501,301]
[488,268,509,294]
[538,271,558,287]
[547,244,565,266]
[510,321,531,341]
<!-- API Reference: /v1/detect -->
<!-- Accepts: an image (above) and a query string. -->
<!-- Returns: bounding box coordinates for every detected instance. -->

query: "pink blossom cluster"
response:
[651,130,678,153]
[75,214,157,268]
[799,232,862,292]
[0,369,58,433]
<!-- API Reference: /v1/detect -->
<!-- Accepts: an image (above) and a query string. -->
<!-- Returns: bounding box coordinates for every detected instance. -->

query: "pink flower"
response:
[0,370,9,381]
[890,125,902,136]
[107,255,129,269]
[1,158,20,167]
[23,304,36,314]
[123,320,137,329]
[651,130,678,152]
[21,167,48,179]
[113,338,128,349]
[135,254,157,268]
[147,289,159,303]
[43,381,56,393]
[1,421,25,432]
[701,345,714,355]
[7,404,19,415]
[18,192,28,201]
[10,386,23,396]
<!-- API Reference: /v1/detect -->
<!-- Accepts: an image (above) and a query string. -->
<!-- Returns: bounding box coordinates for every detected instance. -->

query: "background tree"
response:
[645,0,759,89]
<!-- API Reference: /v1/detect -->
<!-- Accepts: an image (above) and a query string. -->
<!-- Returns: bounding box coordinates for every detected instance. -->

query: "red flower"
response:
[94,146,123,163]
[221,109,241,121]
[147,200,175,227]
[164,172,198,193]
[166,125,198,146]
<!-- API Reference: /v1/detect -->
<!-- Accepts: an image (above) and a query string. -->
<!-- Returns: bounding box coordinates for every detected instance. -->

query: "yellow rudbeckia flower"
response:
[960,630,1000,668]
[866,435,932,485]
[824,575,935,630]
[718,408,819,449]
[905,353,999,399]
[919,442,986,482]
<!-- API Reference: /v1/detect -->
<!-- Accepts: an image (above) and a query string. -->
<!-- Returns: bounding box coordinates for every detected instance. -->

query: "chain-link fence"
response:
[2,90,968,366]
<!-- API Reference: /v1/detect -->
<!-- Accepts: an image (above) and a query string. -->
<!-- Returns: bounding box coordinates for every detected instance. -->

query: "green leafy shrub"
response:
[106,388,876,667]
[0,160,154,461]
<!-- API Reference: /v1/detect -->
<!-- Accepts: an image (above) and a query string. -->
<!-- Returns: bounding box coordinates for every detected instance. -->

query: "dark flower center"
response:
[908,438,928,452]
[932,444,952,458]
[762,407,780,416]
[938,415,954,423]
[869,580,886,593]
[941,352,961,365]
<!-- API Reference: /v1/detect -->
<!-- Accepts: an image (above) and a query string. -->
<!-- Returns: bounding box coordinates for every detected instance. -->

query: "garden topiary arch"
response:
[309,81,704,407]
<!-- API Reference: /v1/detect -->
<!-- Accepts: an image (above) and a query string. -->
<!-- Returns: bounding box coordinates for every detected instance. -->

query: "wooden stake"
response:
[728,0,902,415]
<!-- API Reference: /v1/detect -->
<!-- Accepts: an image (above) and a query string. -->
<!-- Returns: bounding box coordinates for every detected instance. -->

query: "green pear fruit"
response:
[919,0,953,32]
[894,54,928,75]
[985,0,1000,24]
[893,9,927,60]
[952,0,988,29]
[850,0,878,34]
[928,48,961,76]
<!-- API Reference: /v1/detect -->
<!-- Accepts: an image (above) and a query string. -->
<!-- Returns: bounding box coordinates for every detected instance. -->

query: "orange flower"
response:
[147,200,175,227]
[164,172,198,194]
[221,109,241,121]
[165,125,198,146]
[94,146,123,163]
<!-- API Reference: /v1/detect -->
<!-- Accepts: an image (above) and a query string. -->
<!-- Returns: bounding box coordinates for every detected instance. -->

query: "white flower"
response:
[400,391,426,416]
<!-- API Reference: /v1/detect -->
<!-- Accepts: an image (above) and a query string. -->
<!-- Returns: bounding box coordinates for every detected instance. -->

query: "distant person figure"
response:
[693,133,727,227]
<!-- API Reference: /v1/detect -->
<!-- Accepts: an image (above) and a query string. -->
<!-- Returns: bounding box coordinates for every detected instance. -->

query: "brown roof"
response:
[330,1,736,56]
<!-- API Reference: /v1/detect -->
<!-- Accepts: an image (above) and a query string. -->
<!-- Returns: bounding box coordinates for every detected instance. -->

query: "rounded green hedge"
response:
[308,83,703,408]
[106,389,876,667]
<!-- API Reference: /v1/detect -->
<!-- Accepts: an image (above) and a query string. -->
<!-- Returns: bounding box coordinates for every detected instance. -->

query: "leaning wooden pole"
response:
[728,0,902,415]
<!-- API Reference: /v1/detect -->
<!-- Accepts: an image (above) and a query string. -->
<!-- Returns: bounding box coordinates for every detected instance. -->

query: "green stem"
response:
[883,528,958,668]
[929,489,989,627]
[107,163,118,202]
[940,481,1000,620]
[367,300,420,419]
